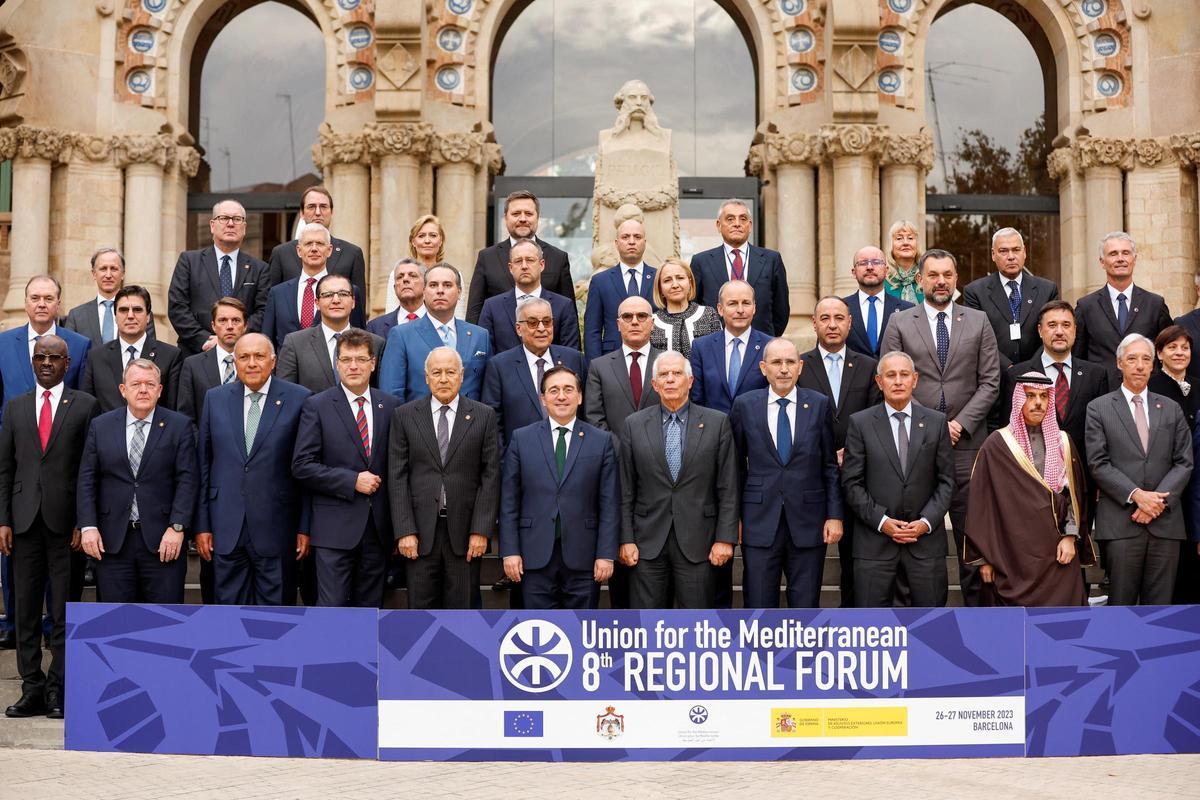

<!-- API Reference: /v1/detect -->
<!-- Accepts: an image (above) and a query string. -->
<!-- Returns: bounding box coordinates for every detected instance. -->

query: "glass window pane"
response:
[927,213,1060,287]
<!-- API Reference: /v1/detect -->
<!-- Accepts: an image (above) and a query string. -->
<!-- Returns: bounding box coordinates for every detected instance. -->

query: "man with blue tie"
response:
[262,223,365,350]
[583,219,656,359]
[688,280,771,415]
[500,367,619,609]
[844,246,913,358]
[478,238,580,354]
[63,247,156,345]
[366,259,426,340]
[731,338,842,608]
[379,263,491,402]
[195,333,312,605]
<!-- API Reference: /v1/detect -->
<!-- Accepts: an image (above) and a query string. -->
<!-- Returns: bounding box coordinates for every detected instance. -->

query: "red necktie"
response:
[1053,362,1070,421]
[38,390,52,451]
[629,352,642,408]
[405,312,417,321]
[731,248,744,281]
[355,397,370,458]
[300,277,317,328]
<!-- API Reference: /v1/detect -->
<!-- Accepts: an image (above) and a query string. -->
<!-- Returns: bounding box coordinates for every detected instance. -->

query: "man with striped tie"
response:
[177,298,248,426]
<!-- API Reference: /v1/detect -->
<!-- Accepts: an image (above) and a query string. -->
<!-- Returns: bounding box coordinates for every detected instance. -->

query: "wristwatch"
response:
[171,523,184,533]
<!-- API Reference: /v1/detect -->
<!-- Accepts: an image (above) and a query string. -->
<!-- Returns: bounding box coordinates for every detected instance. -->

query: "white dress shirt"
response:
[321,322,348,373]
[724,329,748,381]
[296,268,329,320]
[342,384,373,451]
[1120,384,1151,429]
[430,394,460,439]
[514,285,544,304]
[765,387,797,450]
[1041,352,1073,388]
[1107,282,1136,319]
[619,263,648,293]
[524,346,552,394]
[32,381,64,426]
[622,342,652,378]
[924,301,954,343]
[243,376,272,430]
[94,294,117,335]
[27,323,57,362]
[214,246,240,278]
[81,407,155,536]
[397,304,427,326]
[1000,272,1024,295]
[214,343,236,380]
[117,333,149,365]
[722,242,750,282]
[550,415,576,458]
[857,289,885,342]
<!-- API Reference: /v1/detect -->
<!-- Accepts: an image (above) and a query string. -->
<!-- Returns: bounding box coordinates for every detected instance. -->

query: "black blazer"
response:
[1148,370,1200,430]
[0,388,100,535]
[466,238,577,324]
[691,244,790,336]
[266,236,367,303]
[1174,309,1200,378]
[477,288,581,354]
[843,291,912,358]
[63,299,157,346]
[260,275,367,350]
[177,349,226,424]
[167,248,269,357]
[961,270,1059,368]
[1073,284,1172,370]
[796,347,882,450]
[1003,351,1110,468]
[80,337,183,412]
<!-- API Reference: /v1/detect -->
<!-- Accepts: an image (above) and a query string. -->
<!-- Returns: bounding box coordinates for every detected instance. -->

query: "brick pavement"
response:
[1,749,1197,799]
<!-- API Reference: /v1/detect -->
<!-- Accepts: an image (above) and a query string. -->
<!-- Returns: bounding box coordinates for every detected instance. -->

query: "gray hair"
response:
[391,257,425,282]
[510,237,544,259]
[1116,333,1154,361]
[1100,231,1137,258]
[122,357,161,383]
[717,279,754,304]
[423,345,463,373]
[651,350,692,380]
[298,222,332,244]
[426,261,462,289]
[717,199,751,220]
[90,247,125,270]
[876,350,915,376]
[516,296,552,321]
[991,227,1024,247]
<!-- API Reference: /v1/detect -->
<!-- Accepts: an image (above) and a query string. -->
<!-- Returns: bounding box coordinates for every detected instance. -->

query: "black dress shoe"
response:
[45,694,63,719]
[5,691,46,718]
[84,564,97,587]
[0,629,15,650]
[492,575,515,591]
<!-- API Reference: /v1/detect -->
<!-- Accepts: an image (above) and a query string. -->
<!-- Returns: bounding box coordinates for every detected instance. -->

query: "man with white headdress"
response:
[964,372,1096,606]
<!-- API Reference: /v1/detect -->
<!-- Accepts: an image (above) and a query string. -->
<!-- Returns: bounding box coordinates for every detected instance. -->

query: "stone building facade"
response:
[0,0,1197,334]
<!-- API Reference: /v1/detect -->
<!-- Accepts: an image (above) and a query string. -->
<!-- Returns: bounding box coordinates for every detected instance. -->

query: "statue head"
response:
[613,80,661,136]
[613,203,645,230]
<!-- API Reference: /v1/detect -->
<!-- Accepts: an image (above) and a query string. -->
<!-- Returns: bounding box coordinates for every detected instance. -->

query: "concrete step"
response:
[0,651,63,750]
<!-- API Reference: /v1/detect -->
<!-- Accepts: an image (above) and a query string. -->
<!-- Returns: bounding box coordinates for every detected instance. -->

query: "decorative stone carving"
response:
[879,131,934,169]
[177,146,202,178]
[1132,138,1177,169]
[0,126,18,160]
[0,50,27,100]
[312,123,369,168]
[95,0,115,16]
[431,131,485,166]
[15,125,71,161]
[74,134,115,163]
[745,142,766,178]
[483,141,504,175]
[1046,147,1075,181]
[1074,137,1134,171]
[365,122,434,158]
[764,132,823,167]
[833,44,874,91]
[819,124,888,159]
[113,133,174,168]
[1169,133,1200,167]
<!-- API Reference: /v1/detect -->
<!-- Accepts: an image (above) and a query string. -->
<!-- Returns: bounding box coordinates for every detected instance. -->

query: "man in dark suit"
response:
[583,219,657,359]
[77,359,197,604]
[691,200,789,336]
[844,246,912,358]
[390,347,500,609]
[477,238,581,353]
[178,297,247,425]
[292,329,400,607]
[367,258,426,340]
[798,296,881,607]
[500,366,618,609]
[266,186,367,302]
[195,333,312,606]
[1091,334,1193,605]
[731,338,842,608]
[80,285,182,411]
[619,351,739,608]
[62,247,156,345]
[689,280,771,415]
[278,274,385,393]
[1073,232,1171,371]
[482,297,586,448]
[467,190,576,324]
[263,223,366,350]
[842,351,957,607]
[0,336,99,718]
[168,199,269,357]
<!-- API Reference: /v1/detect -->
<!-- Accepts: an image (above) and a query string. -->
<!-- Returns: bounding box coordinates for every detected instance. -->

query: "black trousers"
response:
[96,525,186,604]
[855,550,948,608]
[522,539,600,610]
[950,447,982,606]
[1105,532,1179,606]
[630,528,715,609]
[11,514,70,695]
[214,524,287,606]
[742,517,825,609]
[407,516,480,610]
[314,521,388,608]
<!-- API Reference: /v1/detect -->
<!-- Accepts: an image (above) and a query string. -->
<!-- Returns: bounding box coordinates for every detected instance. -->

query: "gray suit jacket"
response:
[1086,389,1193,541]
[618,403,739,563]
[276,326,385,393]
[63,299,157,346]
[880,301,1000,450]
[584,347,662,442]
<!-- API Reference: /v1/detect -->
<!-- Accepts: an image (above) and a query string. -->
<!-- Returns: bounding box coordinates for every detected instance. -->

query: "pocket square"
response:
[474,350,486,358]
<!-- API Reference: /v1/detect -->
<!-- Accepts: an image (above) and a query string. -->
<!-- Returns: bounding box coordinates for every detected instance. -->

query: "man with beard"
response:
[844,246,912,358]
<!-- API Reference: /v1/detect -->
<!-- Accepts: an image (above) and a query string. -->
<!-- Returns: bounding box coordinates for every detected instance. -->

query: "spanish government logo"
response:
[596,706,625,740]
[499,619,573,693]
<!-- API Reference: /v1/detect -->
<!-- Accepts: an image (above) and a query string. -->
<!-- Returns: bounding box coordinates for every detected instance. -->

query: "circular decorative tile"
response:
[142,0,167,12]
[127,69,152,95]
[436,66,462,92]
[879,29,902,54]
[1094,32,1119,57]
[347,25,373,50]
[349,66,374,91]
[1081,0,1105,18]
[788,28,814,53]
[878,70,901,94]
[790,67,817,93]
[888,0,913,13]
[1096,72,1121,97]
[337,0,362,10]
[130,29,155,54]
[779,0,806,15]
[447,0,473,16]
[438,27,464,52]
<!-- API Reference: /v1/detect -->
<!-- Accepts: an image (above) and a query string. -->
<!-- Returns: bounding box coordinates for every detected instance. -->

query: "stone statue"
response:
[592,80,679,269]
[590,203,666,272]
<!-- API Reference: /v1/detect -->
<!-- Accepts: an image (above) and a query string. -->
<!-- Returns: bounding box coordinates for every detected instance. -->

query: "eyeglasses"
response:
[116,306,146,316]
[509,257,541,267]
[213,215,246,225]
[519,318,554,329]
[32,354,66,363]
[318,290,353,300]
[619,312,652,322]
[854,259,886,267]
[303,203,331,212]
[336,356,374,366]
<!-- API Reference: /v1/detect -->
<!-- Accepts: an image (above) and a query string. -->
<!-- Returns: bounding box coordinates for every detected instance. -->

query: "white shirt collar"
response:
[818,343,846,359]
[1120,384,1148,406]
[301,267,328,286]
[1107,283,1135,303]
[244,376,272,398]
[858,288,884,305]
[320,321,347,343]
[431,394,460,414]
[117,332,148,355]
[214,246,240,265]
[37,381,64,404]
[924,301,953,323]
[619,262,646,276]
[95,294,116,306]
[125,407,155,427]
[515,285,543,301]
[999,272,1024,289]
[398,304,426,323]
[1042,352,1071,371]
[724,328,748,348]
[770,386,798,404]
[341,383,370,405]
[622,342,652,359]
[550,416,577,435]
[886,401,914,419]
[723,242,749,259]
[28,323,56,342]
[214,343,235,362]
[524,346,551,367]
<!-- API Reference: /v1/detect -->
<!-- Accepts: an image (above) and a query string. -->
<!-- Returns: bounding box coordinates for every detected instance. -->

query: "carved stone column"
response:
[314,126,371,271]
[879,132,934,250]
[2,126,68,316]
[764,132,822,320]
[1047,146,1088,301]
[163,145,201,322]
[1076,137,1133,295]
[1173,133,1200,310]
[746,142,773,251]
[821,124,886,296]
[1126,138,1195,312]
[115,133,173,302]
[431,131,484,297]
[367,122,432,311]
[53,134,124,305]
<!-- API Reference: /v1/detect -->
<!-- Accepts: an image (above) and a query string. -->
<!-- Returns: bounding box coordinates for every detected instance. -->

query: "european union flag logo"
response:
[504,710,544,737]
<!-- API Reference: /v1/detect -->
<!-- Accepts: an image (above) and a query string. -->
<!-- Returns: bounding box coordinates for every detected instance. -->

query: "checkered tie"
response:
[245,392,262,456]
[665,413,682,482]
[129,420,146,521]
[222,354,236,384]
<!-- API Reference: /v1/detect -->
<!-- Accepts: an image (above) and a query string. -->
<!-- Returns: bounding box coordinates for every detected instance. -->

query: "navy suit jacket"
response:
[366,311,400,340]
[378,316,491,403]
[481,345,586,447]
[291,387,400,550]
[692,245,790,335]
[260,276,366,350]
[196,378,312,557]
[76,406,198,555]
[0,325,91,426]
[844,291,913,358]
[583,264,656,359]
[499,419,620,571]
[478,289,581,354]
[730,388,843,549]
[688,328,772,415]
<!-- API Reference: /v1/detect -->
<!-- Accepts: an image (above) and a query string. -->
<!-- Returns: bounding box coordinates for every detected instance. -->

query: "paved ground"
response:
[1,749,1198,799]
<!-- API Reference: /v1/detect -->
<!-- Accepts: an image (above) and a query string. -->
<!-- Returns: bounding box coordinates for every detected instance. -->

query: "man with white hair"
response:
[367,258,427,339]
[266,186,366,304]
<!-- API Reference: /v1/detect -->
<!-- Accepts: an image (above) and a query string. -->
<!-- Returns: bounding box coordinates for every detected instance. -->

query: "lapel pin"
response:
[275,400,281,406]
[466,330,472,336]
[1133,307,1139,313]
[918,422,925,428]
[754,344,761,351]
[1156,403,1162,409]
[847,361,853,368]
[465,414,471,420]
[578,431,584,438]
[335,247,341,252]
[377,403,383,409]
[158,421,165,428]
[62,398,69,404]
[1026,298,1033,304]
[802,403,809,409]
[1077,370,1083,376]
[697,423,704,429]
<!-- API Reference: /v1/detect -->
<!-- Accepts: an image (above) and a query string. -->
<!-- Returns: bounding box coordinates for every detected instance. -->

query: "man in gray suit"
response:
[1087,333,1193,605]
[584,296,662,441]
[842,351,957,607]
[62,247,155,345]
[618,351,739,608]
[881,249,1000,606]
[277,274,384,392]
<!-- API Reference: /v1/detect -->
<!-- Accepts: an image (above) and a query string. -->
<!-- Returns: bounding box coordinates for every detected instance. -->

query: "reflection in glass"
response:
[927,214,1060,287]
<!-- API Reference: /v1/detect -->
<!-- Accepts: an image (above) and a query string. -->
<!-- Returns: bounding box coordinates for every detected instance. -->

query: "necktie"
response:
[776,398,792,463]
[731,248,745,281]
[1007,280,1023,323]
[555,426,568,537]
[439,323,457,350]
[1053,362,1070,421]
[866,295,879,353]
[101,300,115,344]
[536,357,547,417]
[331,333,341,384]
[126,345,137,368]
[626,269,638,298]
[629,352,643,407]
[936,311,949,412]
[129,419,146,521]
[1132,395,1150,453]
[437,405,450,509]
[355,397,370,458]
[245,391,262,456]
[894,411,909,476]
[38,390,52,451]
[1117,293,1129,335]
[300,277,316,329]
[665,413,682,482]
[728,338,742,395]
[405,312,418,322]
[222,354,236,384]
[826,353,842,405]
[220,255,233,298]
[519,294,532,304]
